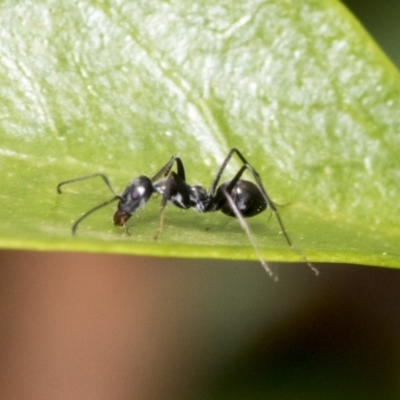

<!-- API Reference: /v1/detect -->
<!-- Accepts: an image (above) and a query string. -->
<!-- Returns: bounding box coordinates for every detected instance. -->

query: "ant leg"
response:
[153,171,190,240]
[152,156,188,239]
[222,188,278,281]
[153,175,173,240]
[209,148,268,199]
[57,173,120,197]
[208,149,238,195]
[151,155,186,182]
[153,205,167,240]
[208,148,264,195]
[215,149,290,221]
[232,163,318,275]
[212,166,278,279]
[268,201,319,275]
[211,149,317,274]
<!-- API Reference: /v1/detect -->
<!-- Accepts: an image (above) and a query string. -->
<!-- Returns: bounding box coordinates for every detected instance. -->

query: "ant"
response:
[57,148,317,278]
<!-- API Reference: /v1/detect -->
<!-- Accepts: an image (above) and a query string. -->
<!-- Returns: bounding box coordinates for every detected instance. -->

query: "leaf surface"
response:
[1,0,399,268]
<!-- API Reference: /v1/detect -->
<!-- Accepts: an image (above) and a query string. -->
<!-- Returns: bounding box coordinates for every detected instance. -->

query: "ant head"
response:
[113,176,154,226]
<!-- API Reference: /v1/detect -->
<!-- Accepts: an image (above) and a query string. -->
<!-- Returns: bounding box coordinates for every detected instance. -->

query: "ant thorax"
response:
[153,176,191,210]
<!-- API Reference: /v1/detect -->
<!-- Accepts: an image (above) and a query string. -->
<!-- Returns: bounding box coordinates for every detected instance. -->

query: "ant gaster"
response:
[57,148,317,278]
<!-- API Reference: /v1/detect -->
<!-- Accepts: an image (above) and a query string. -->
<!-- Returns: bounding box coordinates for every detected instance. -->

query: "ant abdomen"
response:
[216,180,268,217]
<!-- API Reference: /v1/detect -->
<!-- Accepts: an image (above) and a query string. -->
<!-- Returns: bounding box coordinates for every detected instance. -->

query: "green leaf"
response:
[1,0,399,268]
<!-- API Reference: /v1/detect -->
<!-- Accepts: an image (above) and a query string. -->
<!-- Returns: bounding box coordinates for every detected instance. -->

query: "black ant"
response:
[57,148,317,278]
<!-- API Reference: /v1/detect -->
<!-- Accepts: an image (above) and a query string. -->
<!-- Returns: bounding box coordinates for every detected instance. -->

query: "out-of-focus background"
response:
[344,0,400,67]
[0,1,399,399]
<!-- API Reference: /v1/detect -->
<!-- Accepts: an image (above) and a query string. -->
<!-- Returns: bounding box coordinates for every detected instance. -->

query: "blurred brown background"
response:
[1,1,400,399]
[0,253,399,399]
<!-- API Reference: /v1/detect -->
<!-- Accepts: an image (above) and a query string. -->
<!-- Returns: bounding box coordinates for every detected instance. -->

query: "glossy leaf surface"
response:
[0,0,399,268]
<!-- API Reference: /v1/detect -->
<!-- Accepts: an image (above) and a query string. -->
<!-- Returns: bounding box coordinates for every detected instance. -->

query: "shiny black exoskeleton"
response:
[57,148,316,277]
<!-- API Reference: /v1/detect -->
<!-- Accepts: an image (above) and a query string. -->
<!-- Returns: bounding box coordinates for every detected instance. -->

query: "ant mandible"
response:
[57,148,317,278]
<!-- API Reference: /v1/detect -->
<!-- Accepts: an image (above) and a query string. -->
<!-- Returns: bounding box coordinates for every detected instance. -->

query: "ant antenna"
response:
[71,196,120,235]
[57,173,121,235]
